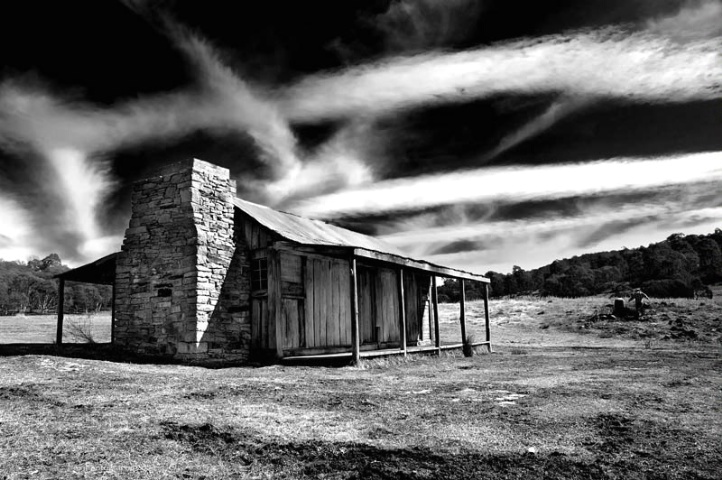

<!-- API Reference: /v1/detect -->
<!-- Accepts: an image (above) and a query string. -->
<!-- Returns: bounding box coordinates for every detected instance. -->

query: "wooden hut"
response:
[57,159,490,363]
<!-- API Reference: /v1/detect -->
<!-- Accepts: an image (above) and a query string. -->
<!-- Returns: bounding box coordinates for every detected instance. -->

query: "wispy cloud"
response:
[265,119,378,205]
[373,0,483,53]
[292,152,722,218]
[647,0,722,41]
[371,176,722,274]
[280,29,721,122]
[1,2,720,267]
[479,95,593,163]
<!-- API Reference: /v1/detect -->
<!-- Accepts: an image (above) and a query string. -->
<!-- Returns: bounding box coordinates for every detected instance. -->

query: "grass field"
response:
[1,297,720,479]
[0,313,112,344]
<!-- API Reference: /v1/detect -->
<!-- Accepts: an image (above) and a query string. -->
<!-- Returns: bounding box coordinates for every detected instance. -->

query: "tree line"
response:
[0,254,112,315]
[438,229,722,301]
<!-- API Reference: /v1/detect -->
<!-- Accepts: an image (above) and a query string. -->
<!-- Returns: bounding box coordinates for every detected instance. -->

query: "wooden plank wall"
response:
[247,239,416,353]
[304,257,351,348]
[404,273,431,343]
[357,267,375,343]
[404,273,420,342]
[280,252,305,350]
[251,298,269,349]
[375,268,400,343]
[355,264,402,346]
[240,215,276,249]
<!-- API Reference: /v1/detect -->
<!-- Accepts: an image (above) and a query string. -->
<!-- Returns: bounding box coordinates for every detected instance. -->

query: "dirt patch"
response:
[0,385,64,407]
[159,421,609,480]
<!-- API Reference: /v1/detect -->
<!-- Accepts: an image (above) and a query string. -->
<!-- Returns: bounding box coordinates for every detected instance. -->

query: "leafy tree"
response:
[481,230,721,300]
[695,238,722,283]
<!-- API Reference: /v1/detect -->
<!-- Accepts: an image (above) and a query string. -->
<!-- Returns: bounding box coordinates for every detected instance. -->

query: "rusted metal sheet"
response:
[234,198,405,256]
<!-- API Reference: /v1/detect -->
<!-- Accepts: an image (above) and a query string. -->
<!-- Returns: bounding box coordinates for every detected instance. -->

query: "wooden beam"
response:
[56,278,65,345]
[353,248,489,283]
[111,279,116,345]
[350,257,361,365]
[460,279,467,345]
[484,283,492,353]
[431,276,440,349]
[273,241,350,259]
[398,268,407,356]
[267,248,284,359]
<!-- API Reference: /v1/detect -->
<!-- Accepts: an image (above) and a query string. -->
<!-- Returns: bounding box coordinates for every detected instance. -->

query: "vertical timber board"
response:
[338,259,351,345]
[350,257,360,364]
[390,269,400,342]
[432,276,440,348]
[282,298,299,349]
[329,260,341,346]
[304,256,315,347]
[376,268,399,343]
[326,259,339,346]
[337,260,345,345]
[356,266,376,344]
[484,283,491,350]
[56,278,65,345]
[398,269,407,353]
[244,219,253,249]
[357,268,371,343]
[261,298,269,349]
[313,258,321,347]
[374,269,385,342]
[320,259,330,346]
[268,248,283,358]
[418,274,431,342]
[251,299,261,349]
[251,223,259,249]
[110,280,116,345]
[299,298,306,347]
[403,273,417,343]
[313,258,326,347]
[460,279,467,344]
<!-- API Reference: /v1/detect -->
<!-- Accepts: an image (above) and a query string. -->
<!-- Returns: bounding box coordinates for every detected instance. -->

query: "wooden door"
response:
[356,266,377,344]
[281,298,305,349]
[250,297,269,350]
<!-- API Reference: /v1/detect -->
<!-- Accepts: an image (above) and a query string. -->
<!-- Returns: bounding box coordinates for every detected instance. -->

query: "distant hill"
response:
[438,229,722,300]
[0,254,112,315]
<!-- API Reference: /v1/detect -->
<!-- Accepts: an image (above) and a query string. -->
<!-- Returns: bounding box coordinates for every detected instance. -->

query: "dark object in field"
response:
[462,335,475,357]
[629,288,650,318]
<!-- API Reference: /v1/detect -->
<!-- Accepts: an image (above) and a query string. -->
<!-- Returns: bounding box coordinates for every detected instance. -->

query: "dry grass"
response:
[438,295,722,349]
[0,312,111,344]
[1,344,720,479]
[0,298,721,479]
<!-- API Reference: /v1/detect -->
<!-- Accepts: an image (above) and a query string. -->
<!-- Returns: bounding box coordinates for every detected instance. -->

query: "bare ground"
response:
[0,297,720,479]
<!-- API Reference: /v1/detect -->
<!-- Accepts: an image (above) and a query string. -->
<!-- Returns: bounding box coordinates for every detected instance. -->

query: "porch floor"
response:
[281,341,491,362]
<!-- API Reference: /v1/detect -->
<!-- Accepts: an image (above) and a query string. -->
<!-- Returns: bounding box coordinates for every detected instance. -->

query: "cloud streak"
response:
[280,29,722,122]
[292,152,722,219]
[647,0,722,41]
[421,204,722,274]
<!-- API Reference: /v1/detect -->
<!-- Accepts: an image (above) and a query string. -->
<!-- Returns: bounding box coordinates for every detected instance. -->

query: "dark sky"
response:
[0,0,720,272]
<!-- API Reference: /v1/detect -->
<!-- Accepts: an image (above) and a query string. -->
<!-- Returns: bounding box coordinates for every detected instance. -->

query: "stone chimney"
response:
[114,158,236,358]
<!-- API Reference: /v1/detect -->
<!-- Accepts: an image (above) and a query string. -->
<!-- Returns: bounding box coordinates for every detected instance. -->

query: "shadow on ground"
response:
[0,343,360,368]
[0,343,187,366]
[159,417,721,480]
[159,421,606,480]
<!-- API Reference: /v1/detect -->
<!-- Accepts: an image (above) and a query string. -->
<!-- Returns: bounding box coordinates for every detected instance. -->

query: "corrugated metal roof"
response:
[234,198,406,256]
[55,252,119,285]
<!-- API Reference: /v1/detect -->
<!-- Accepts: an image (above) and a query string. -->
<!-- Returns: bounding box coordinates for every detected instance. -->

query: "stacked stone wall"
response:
[114,158,250,362]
